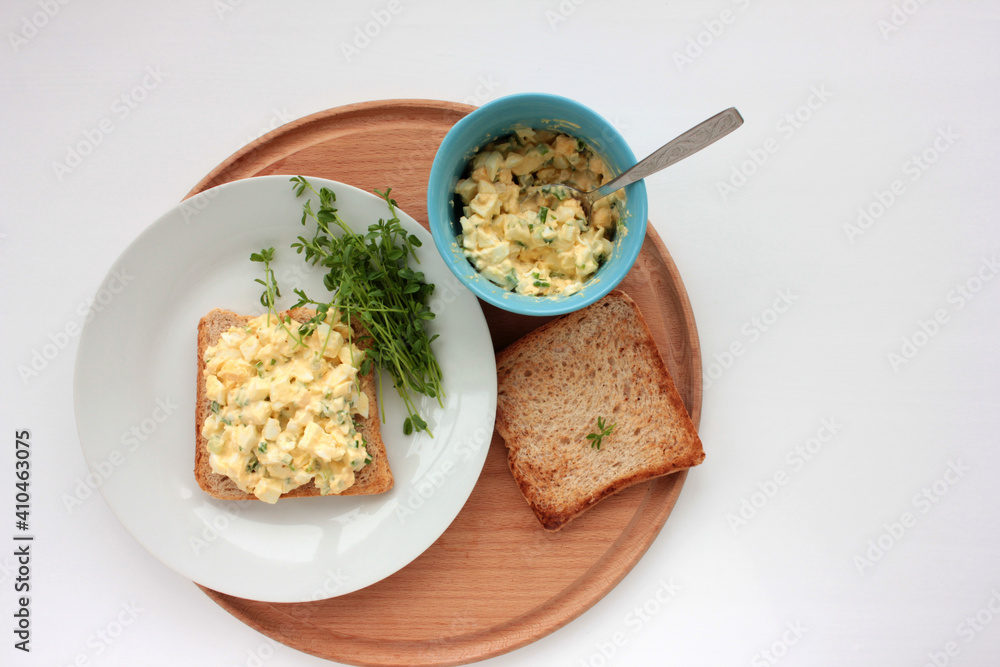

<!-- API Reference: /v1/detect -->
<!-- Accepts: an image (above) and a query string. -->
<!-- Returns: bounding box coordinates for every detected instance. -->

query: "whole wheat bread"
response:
[495,290,704,531]
[194,308,393,499]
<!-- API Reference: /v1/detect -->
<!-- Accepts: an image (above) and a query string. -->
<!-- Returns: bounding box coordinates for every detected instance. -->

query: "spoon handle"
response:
[592,107,744,200]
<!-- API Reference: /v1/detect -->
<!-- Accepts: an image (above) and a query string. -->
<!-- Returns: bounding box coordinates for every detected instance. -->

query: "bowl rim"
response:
[427,92,648,316]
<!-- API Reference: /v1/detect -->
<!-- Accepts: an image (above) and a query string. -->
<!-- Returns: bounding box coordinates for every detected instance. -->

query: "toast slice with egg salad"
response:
[494,290,704,531]
[195,307,393,503]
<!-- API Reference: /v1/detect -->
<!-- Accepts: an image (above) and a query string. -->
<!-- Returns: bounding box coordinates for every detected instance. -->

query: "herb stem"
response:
[288,176,444,436]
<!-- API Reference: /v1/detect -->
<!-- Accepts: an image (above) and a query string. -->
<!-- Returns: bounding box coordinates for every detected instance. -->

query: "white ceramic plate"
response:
[73,176,496,603]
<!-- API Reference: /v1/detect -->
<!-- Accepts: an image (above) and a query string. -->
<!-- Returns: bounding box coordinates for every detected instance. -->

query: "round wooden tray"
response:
[185,99,702,667]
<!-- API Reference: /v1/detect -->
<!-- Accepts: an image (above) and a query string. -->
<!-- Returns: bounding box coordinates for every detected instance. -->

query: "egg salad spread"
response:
[201,311,370,503]
[454,128,624,296]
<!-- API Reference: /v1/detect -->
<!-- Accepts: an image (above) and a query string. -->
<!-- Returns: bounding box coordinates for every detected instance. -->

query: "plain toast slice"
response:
[495,290,704,530]
[194,308,393,500]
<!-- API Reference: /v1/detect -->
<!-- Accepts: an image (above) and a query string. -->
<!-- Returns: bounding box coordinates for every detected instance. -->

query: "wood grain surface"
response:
[185,99,703,667]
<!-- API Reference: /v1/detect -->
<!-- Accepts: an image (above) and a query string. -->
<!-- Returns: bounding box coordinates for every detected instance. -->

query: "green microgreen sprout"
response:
[250,247,308,347]
[287,176,443,437]
[586,416,615,450]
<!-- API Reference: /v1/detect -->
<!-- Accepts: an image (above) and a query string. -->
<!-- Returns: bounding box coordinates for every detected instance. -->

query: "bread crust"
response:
[495,290,704,531]
[194,308,393,500]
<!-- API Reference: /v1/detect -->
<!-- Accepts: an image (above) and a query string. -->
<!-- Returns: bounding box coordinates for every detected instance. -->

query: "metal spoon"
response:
[528,107,744,218]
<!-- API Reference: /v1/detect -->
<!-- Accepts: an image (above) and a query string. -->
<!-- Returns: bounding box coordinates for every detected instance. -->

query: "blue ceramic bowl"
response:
[427,93,648,316]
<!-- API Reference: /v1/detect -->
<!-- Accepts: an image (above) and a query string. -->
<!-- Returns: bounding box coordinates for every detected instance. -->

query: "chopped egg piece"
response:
[455,130,625,296]
[200,310,371,503]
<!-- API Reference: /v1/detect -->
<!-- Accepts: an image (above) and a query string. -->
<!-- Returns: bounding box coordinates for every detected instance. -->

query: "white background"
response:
[2,1,999,666]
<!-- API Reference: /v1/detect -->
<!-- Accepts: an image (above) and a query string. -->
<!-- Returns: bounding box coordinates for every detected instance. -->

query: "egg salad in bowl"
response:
[454,129,625,297]
[200,309,370,504]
